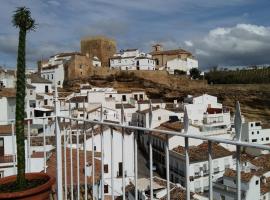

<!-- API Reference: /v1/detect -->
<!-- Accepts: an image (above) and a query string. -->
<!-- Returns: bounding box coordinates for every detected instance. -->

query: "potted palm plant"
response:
[0,7,55,199]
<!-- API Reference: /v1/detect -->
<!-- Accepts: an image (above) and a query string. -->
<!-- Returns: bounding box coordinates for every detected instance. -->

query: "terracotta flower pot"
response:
[0,172,55,200]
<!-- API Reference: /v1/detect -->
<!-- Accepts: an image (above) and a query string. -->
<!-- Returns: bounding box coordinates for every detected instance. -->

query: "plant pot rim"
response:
[0,172,55,199]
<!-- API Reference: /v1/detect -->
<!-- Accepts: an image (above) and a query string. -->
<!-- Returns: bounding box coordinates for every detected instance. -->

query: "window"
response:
[122,95,126,101]
[252,139,257,142]
[51,74,53,79]
[104,164,108,173]
[104,185,108,193]
[44,99,48,105]
[251,123,253,127]
[262,138,264,141]
[158,116,161,121]
[252,131,254,135]
[30,90,33,95]
[256,180,259,185]
[257,131,260,134]
[134,94,138,100]
[58,81,61,85]
[266,137,269,141]
[80,64,82,69]
[139,94,143,100]
[255,122,261,126]
[45,85,49,93]
[0,138,4,156]
[94,146,96,151]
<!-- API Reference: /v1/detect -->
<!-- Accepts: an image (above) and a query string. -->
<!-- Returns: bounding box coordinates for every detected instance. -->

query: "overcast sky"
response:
[0,0,270,69]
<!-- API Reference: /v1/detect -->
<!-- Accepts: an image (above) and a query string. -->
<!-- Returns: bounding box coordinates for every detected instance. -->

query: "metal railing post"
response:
[236,145,241,200]
[42,113,46,172]
[11,122,16,174]
[184,108,190,200]
[27,119,31,172]
[165,135,170,200]
[134,131,138,200]
[55,117,63,199]
[111,128,114,200]
[100,105,104,200]
[148,101,153,200]
[91,126,95,199]
[121,103,126,200]
[208,141,213,200]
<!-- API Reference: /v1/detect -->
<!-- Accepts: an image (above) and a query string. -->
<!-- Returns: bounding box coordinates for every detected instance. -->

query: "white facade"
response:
[110,49,156,70]
[170,145,234,193]
[0,69,16,88]
[167,57,198,74]
[213,171,261,200]
[0,96,15,125]
[84,128,135,197]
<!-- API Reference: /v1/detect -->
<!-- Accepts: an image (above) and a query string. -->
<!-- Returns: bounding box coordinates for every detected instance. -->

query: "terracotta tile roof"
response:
[115,103,135,109]
[160,187,193,200]
[56,52,84,58]
[138,99,164,104]
[46,148,101,186]
[31,151,45,158]
[150,121,183,141]
[173,142,232,162]
[224,168,255,182]
[27,74,52,84]
[69,96,87,103]
[42,65,59,70]
[0,125,13,135]
[137,106,160,114]
[0,88,16,98]
[150,49,192,56]
[261,177,270,194]
[250,154,270,170]
[26,84,36,89]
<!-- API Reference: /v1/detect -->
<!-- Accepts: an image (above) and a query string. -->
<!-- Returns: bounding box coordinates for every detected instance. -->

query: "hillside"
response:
[64,69,270,124]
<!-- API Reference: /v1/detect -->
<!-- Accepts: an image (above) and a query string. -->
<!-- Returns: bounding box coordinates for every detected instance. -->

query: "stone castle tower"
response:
[80,36,116,67]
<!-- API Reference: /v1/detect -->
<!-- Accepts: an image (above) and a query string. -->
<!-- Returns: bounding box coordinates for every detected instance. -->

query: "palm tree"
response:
[12,7,36,188]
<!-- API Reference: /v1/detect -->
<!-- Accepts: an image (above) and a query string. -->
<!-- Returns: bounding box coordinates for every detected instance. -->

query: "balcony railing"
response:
[2,99,270,200]
[0,155,14,163]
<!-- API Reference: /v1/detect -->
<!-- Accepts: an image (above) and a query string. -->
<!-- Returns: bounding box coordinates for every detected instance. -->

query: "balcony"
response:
[0,155,14,164]
[1,103,270,200]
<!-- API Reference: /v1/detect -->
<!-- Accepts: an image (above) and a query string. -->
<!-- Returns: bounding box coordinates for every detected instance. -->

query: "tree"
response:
[12,7,36,188]
[189,68,201,79]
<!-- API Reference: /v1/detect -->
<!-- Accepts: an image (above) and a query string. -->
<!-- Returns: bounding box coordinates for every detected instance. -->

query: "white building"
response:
[84,126,135,197]
[110,49,156,71]
[0,68,16,88]
[241,121,270,156]
[167,57,198,74]
[125,176,193,200]
[0,88,16,125]
[213,169,262,200]
[170,142,233,193]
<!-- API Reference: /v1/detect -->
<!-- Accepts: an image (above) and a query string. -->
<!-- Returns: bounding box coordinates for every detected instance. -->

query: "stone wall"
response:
[81,36,116,67]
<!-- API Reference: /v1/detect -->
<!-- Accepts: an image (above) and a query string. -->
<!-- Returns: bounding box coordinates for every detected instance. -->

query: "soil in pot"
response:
[0,178,49,193]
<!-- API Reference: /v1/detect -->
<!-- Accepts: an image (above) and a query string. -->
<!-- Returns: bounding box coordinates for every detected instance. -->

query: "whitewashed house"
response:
[0,68,16,88]
[84,126,135,197]
[241,121,270,156]
[170,142,233,193]
[167,57,198,74]
[0,88,16,125]
[40,53,72,87]
[125,176,192,200]
[110,49,155,71]
[213,169,261,200]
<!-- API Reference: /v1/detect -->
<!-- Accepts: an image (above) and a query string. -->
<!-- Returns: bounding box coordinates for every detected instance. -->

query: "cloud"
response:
[184,24,270,68]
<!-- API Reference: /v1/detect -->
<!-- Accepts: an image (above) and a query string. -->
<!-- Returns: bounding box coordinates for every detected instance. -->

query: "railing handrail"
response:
[59,115,270,151]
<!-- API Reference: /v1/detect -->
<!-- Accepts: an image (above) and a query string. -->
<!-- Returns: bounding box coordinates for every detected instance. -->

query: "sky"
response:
[0,0,270,69]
